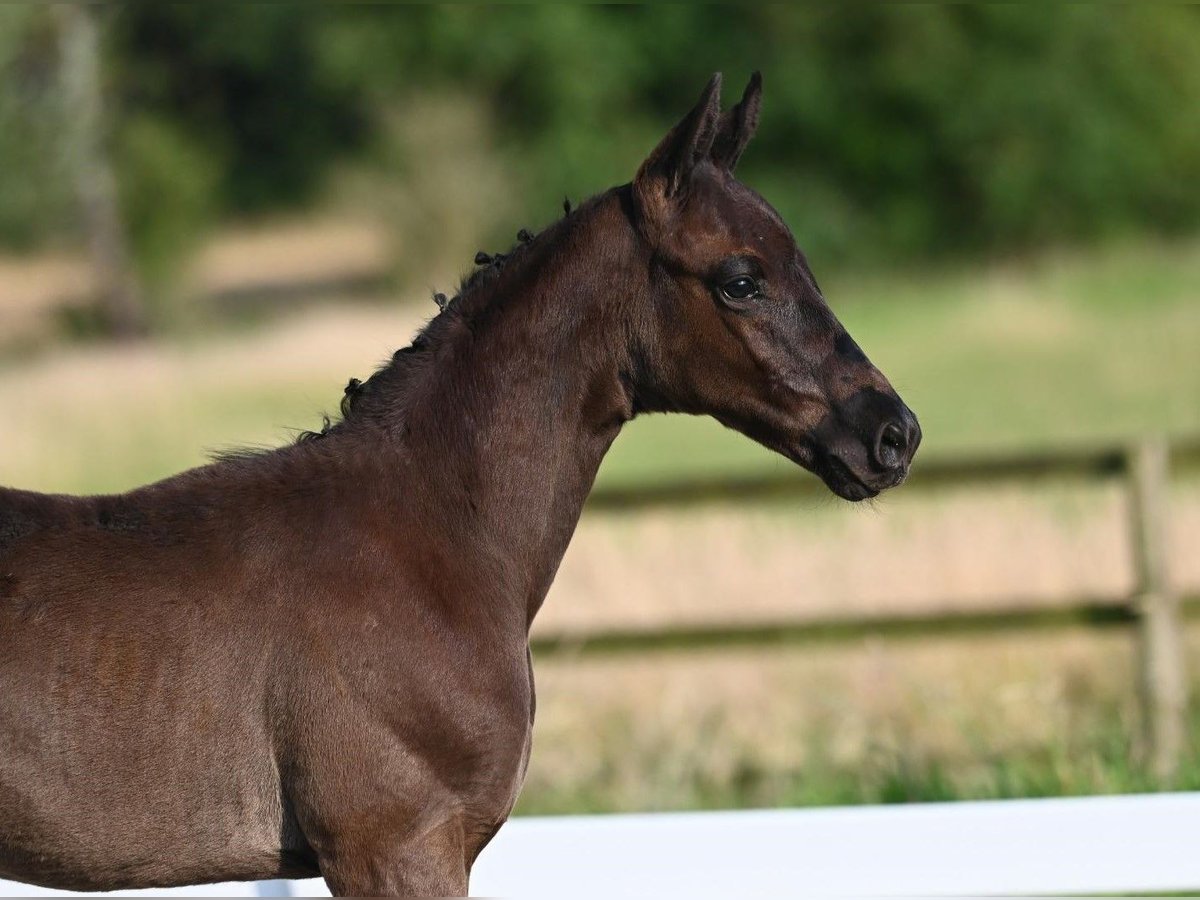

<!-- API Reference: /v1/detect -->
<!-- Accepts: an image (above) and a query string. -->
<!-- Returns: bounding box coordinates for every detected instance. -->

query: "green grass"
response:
[515,624,1200,819]
[515,698,1200,817]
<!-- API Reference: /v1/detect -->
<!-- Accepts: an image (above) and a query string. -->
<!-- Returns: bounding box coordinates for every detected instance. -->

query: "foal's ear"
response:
[634,73,723,210]
[711,71,762,172]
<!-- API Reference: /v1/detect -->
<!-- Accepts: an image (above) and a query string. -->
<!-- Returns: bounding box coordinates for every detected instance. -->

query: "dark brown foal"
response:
[0,73,918,896]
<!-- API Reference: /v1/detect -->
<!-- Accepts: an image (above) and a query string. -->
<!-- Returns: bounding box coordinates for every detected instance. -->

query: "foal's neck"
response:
[400,189,643,629]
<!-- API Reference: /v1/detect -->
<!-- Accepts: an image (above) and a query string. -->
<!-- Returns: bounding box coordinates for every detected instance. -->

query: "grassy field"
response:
[3,234,1199,816]
[2,236,1199,495]
[517,624,1200,815]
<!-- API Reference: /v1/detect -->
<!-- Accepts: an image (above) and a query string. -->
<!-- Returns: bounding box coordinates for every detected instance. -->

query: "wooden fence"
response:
[533,435,1200,782]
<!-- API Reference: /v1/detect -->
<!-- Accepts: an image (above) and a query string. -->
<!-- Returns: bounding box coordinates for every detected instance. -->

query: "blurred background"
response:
[2,5,1199,815]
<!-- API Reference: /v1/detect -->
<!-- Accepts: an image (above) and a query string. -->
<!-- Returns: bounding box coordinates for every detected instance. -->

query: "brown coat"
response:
[0,73,917,896]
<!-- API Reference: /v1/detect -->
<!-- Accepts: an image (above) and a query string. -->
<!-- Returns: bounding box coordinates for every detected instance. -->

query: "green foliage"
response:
[2,5,1199,267]
[108,2,369,216]
[115,111,219,326]
[306,5,1200,263]
[0,6,72,249]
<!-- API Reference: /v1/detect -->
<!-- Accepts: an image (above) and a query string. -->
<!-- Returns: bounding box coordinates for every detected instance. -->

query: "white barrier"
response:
[4,793,1199,897]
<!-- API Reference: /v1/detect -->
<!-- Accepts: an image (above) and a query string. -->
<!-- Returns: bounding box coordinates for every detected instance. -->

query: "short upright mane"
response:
[297,196,588,444]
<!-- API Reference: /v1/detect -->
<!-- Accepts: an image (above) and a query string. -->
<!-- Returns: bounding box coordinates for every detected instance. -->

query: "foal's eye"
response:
[721,276,761,301]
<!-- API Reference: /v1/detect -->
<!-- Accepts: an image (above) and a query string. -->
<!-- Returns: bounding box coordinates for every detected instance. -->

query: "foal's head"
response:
[629,73,920,500]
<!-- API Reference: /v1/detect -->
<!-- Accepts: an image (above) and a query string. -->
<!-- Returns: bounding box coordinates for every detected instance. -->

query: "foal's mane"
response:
[293,195,587,445]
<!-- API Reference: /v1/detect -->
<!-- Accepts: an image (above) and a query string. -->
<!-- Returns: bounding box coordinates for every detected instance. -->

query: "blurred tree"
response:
[0,6,72,250]
[109,2,369,216]
[2,4,1199,286]
[55,4,146,338]
[323,4,1200,264]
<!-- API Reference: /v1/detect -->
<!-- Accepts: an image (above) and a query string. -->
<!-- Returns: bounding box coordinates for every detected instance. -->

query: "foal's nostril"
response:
[875,421,908,472]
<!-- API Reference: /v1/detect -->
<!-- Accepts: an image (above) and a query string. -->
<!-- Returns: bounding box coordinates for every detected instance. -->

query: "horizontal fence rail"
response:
[531,594,1200,658]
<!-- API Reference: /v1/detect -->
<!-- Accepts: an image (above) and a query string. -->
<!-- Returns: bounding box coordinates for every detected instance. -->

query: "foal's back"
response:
[0,448,379,889]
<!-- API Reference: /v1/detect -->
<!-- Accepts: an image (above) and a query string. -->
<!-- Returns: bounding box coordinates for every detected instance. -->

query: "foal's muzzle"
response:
[808,389,921,501]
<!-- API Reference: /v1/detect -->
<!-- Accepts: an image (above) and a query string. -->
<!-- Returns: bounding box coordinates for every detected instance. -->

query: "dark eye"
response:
[721,276,761,301]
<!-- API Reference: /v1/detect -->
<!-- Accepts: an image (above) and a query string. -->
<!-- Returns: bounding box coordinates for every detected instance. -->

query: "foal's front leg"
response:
[317,814,469,897]
[289,741,477,896]
[288,734,475,897]
[286,654,528,895]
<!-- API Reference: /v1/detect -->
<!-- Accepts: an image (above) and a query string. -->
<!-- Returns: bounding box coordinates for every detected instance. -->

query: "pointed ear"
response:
[634,74,723,212]
[711,71,762,172]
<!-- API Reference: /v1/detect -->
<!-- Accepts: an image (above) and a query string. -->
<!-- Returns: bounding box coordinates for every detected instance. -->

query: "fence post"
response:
[1128,437,1187,784]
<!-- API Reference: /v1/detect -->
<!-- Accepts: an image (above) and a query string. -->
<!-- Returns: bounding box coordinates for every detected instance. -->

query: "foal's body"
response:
[0,75,918,895]
[1,192,639,894]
